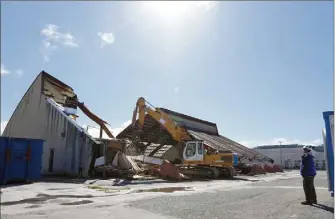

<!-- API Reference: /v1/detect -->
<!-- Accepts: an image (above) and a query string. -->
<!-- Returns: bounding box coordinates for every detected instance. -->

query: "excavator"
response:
[131,97,237,178]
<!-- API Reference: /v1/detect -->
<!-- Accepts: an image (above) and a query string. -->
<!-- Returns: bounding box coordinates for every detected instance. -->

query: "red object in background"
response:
[264,164,275,173]
[155,160,184,180]
[272,164,284,172]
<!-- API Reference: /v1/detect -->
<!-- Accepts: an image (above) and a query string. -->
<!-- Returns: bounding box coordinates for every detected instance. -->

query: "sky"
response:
[1,1,333,147]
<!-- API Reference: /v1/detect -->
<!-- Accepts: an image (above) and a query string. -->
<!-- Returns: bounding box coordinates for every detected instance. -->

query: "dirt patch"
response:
[130,187,195,193]
[60,200,93,205]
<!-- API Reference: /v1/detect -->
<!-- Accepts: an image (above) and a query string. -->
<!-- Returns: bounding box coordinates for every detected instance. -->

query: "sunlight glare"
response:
[142,1,215,25]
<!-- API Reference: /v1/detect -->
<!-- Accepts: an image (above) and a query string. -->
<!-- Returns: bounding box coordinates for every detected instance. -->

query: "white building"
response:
[255,147,326,169]
[2,71,106,177]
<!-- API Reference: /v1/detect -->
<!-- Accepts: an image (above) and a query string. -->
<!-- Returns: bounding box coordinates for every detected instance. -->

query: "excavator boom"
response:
[77,102,114,139]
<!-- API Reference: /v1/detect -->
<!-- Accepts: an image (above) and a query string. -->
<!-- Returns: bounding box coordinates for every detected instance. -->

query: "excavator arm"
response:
[132,97,191,142]
[64,98,114,139]
[77,102,114,139]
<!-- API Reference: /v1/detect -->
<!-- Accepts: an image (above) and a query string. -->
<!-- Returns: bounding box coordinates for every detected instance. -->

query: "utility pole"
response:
[278,141,283,165]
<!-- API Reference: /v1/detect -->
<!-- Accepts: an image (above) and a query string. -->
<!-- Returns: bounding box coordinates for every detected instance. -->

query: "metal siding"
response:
[188,130,272,163]
[168,114,218,135]
[42,100,94,177]
[3,75,46,139]
[3,74,94,177]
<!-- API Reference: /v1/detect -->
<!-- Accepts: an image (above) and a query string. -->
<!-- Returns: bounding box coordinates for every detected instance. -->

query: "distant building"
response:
[255,147,326,170]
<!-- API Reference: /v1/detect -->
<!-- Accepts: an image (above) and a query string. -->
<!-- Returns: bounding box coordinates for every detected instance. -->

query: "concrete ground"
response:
[0,170,333,219]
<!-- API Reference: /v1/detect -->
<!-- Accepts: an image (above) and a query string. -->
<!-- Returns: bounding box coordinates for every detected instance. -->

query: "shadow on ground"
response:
[313,204,334,213]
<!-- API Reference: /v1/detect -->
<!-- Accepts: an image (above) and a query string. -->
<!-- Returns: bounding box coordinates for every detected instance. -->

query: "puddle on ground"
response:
[47,188,73,191]
[1,192,121,207]
[25,204,41,209]
[1,194,94,206]
[94,204,111,208]
[131,187,195,193]
[37,212,47,216]
[87,185,130,193]
[60,200,93,206]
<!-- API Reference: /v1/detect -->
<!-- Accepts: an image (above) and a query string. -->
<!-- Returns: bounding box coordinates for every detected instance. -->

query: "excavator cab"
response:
[183,141,204,161]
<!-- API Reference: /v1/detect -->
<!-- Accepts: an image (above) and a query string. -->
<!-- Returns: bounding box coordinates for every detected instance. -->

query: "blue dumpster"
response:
[0,137,44,185]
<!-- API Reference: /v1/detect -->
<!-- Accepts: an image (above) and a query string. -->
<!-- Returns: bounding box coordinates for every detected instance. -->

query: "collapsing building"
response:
[117,107,273,166]
[3,70,275,179]
[2,71,114,177]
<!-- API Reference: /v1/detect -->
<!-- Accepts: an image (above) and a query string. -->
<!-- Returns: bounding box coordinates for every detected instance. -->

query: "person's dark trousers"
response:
[303,176,317,203]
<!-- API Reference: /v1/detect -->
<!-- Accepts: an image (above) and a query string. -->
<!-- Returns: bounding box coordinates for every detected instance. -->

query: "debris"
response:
[94,156,105,167]
[133,155,164,165]
[94,165,134,178]
[246,164,266,176]
[152,160,187,181]
[93,147,143,179]
[272,164,284,172]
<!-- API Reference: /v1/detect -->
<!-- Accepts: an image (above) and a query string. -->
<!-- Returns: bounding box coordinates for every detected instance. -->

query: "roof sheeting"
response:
[47,98,100,144]
[41,71,77,108]
[159,108,219,135]
[117,114,177,145]
[117,104,271,163]
[188,130,272,162]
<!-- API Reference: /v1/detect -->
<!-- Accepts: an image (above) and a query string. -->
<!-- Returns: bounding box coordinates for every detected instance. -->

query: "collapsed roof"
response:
[41,71,114,138]
[117,107,272,162]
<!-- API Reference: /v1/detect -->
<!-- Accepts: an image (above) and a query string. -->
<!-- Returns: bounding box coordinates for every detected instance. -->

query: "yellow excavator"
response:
[131,97,237,178]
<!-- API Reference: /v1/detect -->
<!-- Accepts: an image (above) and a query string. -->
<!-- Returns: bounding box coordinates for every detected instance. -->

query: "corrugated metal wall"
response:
[3,74,94,177]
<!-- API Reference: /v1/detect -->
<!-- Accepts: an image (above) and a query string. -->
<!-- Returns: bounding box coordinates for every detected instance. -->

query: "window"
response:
[186,143,196,158]
[198,142,203,155]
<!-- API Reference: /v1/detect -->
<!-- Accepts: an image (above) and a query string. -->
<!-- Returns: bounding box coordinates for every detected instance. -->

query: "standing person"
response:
[300,146,317,205]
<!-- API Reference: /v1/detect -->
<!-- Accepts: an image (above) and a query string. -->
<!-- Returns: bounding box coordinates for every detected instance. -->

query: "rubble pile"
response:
[93,149,143,178]
[151,160,187,181]
[93,149,283,180]
[92,139,282,181]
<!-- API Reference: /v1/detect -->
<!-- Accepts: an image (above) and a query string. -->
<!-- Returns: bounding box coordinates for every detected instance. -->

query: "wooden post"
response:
[100,126,106,178]
[99,126,103,139]
[103,142,107,179]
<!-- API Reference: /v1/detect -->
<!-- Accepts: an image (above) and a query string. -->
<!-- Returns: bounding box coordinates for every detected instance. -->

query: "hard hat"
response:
[303,146,311,151]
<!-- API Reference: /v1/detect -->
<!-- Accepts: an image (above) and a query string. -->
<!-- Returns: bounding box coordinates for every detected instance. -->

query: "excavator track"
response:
[176,165,235,179]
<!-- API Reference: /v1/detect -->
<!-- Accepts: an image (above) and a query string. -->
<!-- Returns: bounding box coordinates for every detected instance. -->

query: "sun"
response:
[141,1,207,25]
